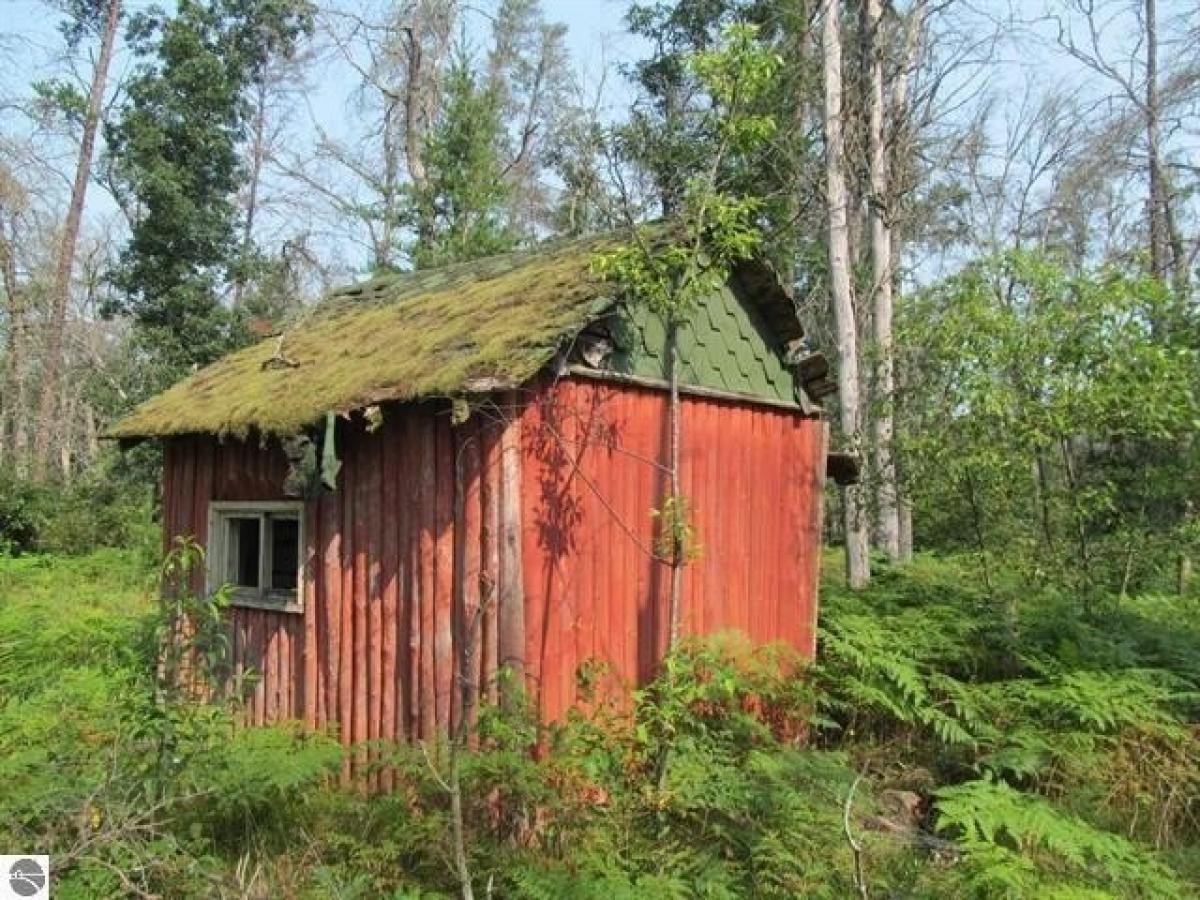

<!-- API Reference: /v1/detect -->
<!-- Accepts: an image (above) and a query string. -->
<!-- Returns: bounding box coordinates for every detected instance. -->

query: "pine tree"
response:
[412,51,516,269]
[104,0,312,384]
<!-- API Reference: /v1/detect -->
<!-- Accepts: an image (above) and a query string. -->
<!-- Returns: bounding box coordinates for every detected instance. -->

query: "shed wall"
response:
[161,376,827,743]
[518,378,827,722]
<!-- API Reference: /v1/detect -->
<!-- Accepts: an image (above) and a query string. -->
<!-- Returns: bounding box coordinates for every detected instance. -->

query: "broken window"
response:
[208,502,304,612]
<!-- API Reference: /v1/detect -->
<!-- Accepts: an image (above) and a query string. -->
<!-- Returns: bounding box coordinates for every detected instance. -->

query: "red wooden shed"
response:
[110,234,838,743]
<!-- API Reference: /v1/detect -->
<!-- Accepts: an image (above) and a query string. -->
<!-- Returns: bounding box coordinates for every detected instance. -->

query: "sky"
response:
[3,0,1196,283]
[3,0,649,277]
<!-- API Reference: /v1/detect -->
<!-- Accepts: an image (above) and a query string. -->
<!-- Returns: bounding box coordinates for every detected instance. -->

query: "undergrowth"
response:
[0,549,1197,897]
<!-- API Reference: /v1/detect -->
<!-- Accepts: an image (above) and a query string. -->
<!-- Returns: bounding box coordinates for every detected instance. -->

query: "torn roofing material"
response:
[108,231,807,440]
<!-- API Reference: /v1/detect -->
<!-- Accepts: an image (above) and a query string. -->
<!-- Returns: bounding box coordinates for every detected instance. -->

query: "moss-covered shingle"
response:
[109,233,805,440]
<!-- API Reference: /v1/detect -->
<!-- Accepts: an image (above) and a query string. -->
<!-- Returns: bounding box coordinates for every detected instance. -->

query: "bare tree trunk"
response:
[886,1,926,565]
[897,493,913,560]
[33,0,121,481]
[1141,0,1188,298]
[865,0,899,562]
[0,216,29,473]
[400,0,456,248]
[1145,0,1166,285]
[1143,0,1178,288]
[233,75,268,309]
[822,0,870,589]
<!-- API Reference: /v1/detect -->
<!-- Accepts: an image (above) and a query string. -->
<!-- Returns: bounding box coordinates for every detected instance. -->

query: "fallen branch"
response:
[843,773,869,900]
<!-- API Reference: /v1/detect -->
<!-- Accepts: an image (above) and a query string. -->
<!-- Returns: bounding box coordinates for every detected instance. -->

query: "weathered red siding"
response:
[161,375,827,743]
[518,378,827,722]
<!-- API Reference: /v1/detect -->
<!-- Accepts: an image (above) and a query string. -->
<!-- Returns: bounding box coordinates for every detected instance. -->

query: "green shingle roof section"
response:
[108,232,806,440]
[607,278,800,404]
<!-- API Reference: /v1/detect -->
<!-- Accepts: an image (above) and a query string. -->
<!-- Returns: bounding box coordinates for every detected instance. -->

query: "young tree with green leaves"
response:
[104,0,313,385]
[597,23,781,653]
[623,0,823,264]
[898,251,1200,603]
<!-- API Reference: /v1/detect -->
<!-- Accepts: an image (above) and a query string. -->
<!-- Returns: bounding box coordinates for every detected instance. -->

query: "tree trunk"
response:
[822,0,870,589]
[0,216,29,473]
[865,0,900,562]
[497,392,525,708]
[666,323,684,648]
[1144,0,1168,287]
[400,2,456,249]
[886,1,925,565]
[233,75,268,309]
[897,494,913,561]
[33,0,121,481]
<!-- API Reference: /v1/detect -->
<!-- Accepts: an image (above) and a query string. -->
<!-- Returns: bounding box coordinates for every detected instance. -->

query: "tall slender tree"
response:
[104,0,313,381]
[32,0,122,481]
[822,0,870,588]
[864,0,900,560]
[600,23,782,650]
[0,168,30,472]
[412,50,515,268]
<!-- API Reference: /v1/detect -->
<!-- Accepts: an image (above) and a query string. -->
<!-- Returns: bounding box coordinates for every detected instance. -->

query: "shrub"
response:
[0,455,157,558]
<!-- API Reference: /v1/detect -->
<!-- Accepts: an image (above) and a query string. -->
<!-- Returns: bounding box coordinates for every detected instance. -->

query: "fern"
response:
[936,777,1187,898]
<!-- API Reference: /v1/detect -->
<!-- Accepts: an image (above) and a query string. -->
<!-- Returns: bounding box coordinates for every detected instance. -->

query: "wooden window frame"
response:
[207,501,305,614]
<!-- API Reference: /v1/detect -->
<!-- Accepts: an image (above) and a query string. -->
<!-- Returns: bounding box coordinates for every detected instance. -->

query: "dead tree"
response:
[33,0,121,480]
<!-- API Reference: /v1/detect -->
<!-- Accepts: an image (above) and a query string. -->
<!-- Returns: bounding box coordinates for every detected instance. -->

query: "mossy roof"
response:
[109,232,805,440]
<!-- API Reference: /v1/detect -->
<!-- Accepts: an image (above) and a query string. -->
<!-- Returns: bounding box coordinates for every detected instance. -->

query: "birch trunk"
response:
[822,0,870,589]
[888,2,926,565]
[33,0,121,480]
[865,0,900,562]
[233,75,268,310]
[1145,0,1167,286]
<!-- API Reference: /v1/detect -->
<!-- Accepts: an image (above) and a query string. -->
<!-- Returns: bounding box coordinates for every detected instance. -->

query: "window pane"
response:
[227,517,260,588]
[269,516,299,591]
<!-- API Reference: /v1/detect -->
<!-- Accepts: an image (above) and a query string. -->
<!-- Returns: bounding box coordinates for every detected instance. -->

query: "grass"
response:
[1,546,1197,897]
[0,550,155,698]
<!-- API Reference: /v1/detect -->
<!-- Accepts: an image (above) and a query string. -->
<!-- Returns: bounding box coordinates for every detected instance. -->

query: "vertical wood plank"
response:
[433,414,454,735]
[320,490,340,734]
[417,413,437,739]
[304,500,319,729]
[352,428,369,777]
[479,419,501,707]
[339,428,355,780]
[365,428,383,789]
[500,391,527,707]
[381,416,399,789]
[460,420,483,730]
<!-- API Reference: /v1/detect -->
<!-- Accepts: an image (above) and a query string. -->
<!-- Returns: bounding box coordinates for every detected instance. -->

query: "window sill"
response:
[226,589,304,615]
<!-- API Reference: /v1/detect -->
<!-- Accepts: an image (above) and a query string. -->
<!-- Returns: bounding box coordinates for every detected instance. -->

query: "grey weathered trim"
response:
[206,500,306,614]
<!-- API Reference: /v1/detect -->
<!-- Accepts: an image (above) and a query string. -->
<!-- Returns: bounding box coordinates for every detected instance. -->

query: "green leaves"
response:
[898,251,1200,598]
[689,22,781,154]
[412,51,518,270]
[936,777,1187,897]
[594,24,775,331]
[104,0,314,381]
